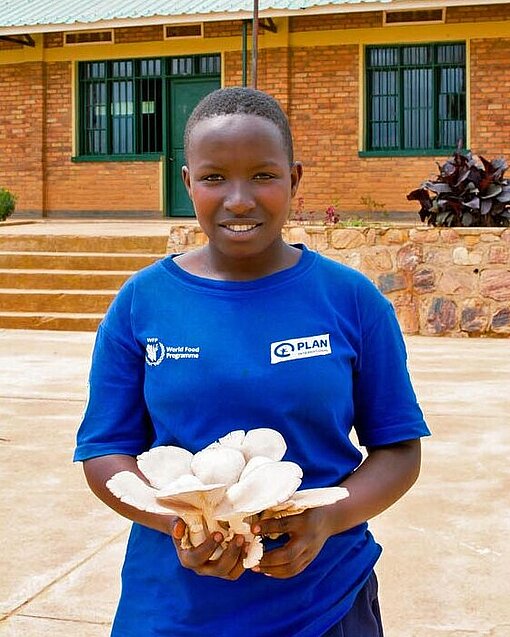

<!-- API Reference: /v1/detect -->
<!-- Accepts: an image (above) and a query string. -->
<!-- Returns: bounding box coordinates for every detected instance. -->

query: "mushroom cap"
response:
[238,455,273,480]
[191,447,246,487]
[284,486,349,510]
[156,474,227,510]
[136,445,193,489]
[106,471,179,515]
[214,460,303,519]
[241,428,287,462]
[264,486,349,517]
[207,429,246,451]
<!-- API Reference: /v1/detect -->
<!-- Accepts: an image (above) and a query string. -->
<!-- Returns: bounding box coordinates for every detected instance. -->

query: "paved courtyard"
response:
[0,329,509,637]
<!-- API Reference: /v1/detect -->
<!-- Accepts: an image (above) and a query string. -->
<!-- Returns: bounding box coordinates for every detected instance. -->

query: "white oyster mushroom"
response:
[238,455,273,480]
[156,474,228,549]
[191,447,246,487]
[260,486,350,539]
[106,471,182,515]
[106,469,228,552]
[262,486,349,517]
[214,460,303,568]
[137,446,193,489]
[241,428,287,462]
[210,429,246,450]
[207,428,287,462]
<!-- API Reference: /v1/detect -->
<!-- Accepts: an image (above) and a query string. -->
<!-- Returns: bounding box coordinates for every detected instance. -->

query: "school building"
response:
[1,0,509,219]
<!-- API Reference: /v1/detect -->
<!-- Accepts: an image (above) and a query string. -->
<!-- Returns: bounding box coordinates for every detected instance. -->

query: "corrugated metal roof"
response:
[0,0,394,30]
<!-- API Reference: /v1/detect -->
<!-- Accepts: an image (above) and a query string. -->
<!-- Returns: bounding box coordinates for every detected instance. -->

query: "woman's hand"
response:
[171,518,247,581]
[250,507,333,579]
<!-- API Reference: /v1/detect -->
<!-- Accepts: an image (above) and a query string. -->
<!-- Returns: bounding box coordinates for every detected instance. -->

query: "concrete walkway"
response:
[0,329,509,637]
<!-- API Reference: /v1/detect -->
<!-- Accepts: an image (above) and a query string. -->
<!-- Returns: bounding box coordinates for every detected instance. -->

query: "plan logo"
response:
[145,337,166,366]
[270,333,331,364]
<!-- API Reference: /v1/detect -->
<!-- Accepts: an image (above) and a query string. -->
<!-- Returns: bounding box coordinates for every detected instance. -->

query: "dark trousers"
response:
[322,572,384,637]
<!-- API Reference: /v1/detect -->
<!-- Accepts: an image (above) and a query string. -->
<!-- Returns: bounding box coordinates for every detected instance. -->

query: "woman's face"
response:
[182,113,302,266]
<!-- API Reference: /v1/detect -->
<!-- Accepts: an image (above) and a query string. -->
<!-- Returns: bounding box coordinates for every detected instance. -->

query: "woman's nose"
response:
[224,182,256,214]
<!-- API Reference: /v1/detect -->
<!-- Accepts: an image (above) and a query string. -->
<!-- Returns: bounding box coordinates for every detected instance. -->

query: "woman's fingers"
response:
[172,529,246,580]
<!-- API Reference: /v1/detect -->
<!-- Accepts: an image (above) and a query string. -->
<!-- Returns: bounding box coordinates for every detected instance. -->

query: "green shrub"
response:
[0,187,16,221]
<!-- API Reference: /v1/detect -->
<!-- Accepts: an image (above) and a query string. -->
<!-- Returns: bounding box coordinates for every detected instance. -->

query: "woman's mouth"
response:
[220,222,262,234]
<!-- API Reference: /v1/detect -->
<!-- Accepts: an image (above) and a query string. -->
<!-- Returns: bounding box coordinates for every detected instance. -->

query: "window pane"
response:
[111,80,134,153]
[140,59,162,77]
[367,47,398,67]
[402,46,430,66]
[368,70,399,149]
[199,55,221,74]
[403,68,433,149]
[84,81,107,154]
[140,78,163,153]
[171,57,193,75]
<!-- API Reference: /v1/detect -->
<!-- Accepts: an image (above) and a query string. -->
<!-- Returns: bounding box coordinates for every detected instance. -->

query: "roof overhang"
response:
[0,0,508,37]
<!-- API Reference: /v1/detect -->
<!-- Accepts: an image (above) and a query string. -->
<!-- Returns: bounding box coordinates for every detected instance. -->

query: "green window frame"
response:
[363,42,466,156]
[77,54,221,160]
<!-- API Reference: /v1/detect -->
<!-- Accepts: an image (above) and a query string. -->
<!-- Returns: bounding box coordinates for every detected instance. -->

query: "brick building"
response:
[1,0,509,219]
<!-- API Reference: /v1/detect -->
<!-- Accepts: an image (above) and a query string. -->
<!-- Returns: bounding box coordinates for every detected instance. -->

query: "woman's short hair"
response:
[184,87,294,164]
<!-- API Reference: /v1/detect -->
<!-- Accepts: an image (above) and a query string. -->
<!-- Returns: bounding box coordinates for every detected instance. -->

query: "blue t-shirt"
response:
[75,245,429,637]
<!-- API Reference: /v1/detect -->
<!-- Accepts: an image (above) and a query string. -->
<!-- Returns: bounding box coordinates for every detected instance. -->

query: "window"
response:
[365,43,466,154]
[65,30,114,45]
[164,24,203,39]
[78,55,221,158]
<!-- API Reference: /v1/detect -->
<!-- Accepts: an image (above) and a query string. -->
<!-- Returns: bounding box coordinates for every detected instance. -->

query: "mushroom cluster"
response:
[106,428,349,568]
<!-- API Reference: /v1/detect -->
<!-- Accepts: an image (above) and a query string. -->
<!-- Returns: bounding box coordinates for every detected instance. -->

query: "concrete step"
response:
[0,234,168,254]
[0,251,162,270]
[0,289,116,313]
[0,269,133,290]
[0,311,102,331]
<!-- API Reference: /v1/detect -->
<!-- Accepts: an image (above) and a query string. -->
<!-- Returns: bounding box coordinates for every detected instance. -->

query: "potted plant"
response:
[0,187,16,221]
[407,151,510,227]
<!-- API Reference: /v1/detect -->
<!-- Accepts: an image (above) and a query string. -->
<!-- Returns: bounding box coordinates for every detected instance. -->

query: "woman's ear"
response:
[290,161,303,197]
[182,166,191,197]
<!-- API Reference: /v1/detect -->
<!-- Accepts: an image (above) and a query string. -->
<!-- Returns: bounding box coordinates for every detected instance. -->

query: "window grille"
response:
[65,30,113,45]
[383,10,445,26]
[78,55,220,157]
[365,43,466,153]
[164,24,203,39]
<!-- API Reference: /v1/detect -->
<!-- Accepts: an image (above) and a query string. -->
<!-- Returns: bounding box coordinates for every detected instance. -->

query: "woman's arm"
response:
[83,455,176,535]
[250,438,422,578]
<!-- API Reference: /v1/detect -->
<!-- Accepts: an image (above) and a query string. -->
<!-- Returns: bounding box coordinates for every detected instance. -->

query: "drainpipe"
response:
[251,0,259,88]
[242,19,248,87]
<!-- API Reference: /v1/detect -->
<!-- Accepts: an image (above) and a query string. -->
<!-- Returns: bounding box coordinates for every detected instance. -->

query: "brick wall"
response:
[0,62,44,212]
[470,38,510,158]
[448,4,510,22]
[290,12,381,32]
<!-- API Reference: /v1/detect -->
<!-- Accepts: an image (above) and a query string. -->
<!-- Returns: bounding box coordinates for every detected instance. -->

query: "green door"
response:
[167,78,220,217]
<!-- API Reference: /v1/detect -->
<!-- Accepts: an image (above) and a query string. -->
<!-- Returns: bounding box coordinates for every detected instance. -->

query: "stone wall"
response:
[166,224,510,337]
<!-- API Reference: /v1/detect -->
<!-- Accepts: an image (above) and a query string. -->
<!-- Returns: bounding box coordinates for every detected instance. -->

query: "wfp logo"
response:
[270,333,331,365]
[145,337,166,366]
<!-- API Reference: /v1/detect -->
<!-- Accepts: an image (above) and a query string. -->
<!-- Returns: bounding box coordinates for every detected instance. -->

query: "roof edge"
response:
[0,0,508,37]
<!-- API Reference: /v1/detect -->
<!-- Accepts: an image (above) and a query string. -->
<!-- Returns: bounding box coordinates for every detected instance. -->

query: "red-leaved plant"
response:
[407,151,510,227]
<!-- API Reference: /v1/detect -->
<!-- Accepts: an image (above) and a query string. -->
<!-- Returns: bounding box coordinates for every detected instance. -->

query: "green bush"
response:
[0,187,16,221]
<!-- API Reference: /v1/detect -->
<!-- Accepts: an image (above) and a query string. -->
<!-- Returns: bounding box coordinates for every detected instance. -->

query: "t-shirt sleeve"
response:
[73,283,154,461]
[352,302,430,448]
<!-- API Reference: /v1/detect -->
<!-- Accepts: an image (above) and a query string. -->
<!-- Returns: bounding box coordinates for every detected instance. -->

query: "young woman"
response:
[75,87,430,636]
